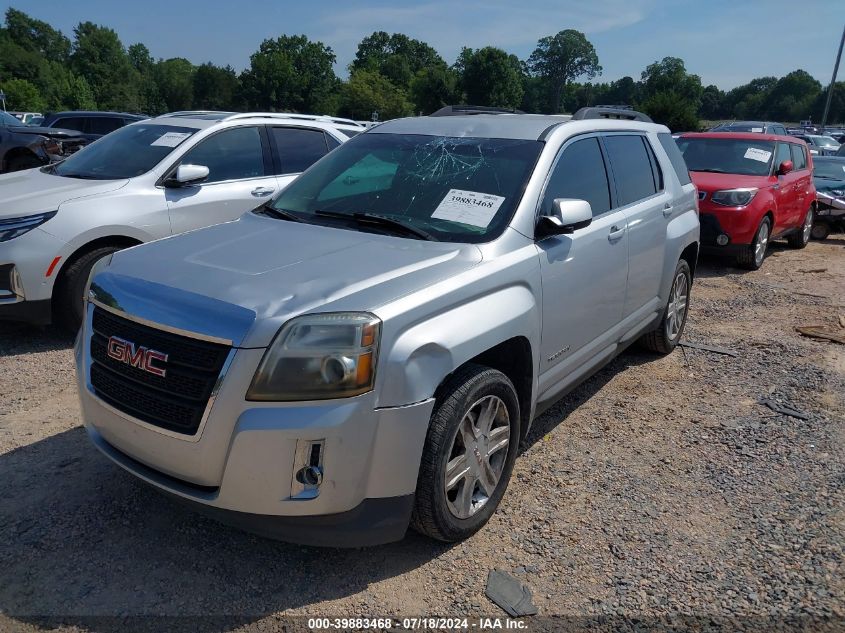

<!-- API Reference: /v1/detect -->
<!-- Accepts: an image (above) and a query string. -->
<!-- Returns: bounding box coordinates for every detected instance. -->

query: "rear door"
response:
[267,126,335,192]
[602,133,672,320]
[536,135,628,400]
[165,125,276,234]
[773,141,798,231]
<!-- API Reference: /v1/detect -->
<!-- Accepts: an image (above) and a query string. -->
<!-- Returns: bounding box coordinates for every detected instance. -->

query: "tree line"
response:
[1,8,843,130]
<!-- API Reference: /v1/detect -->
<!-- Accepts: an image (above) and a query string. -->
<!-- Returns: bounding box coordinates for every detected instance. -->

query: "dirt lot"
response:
[0,238,843,632]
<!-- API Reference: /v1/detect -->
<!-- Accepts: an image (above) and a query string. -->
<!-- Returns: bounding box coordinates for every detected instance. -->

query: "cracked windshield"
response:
[268,133,542,242]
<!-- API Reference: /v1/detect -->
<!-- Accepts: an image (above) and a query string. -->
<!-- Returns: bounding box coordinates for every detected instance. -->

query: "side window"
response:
[603,135,658,206]
[644,138,664,191]
[271,127,329,174]
[657,133,692,186]
[87,117,124,135]
[542,137,611,217]
[178,126,264,183]
[52,117,86,132]
[790,144,807,170]
[773,125,787,136]
[774,142,791,169]
[325,133,341,150]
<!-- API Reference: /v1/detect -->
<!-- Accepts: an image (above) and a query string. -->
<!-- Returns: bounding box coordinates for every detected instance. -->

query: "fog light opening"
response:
[716,233,729,246]
[291,439,325,499]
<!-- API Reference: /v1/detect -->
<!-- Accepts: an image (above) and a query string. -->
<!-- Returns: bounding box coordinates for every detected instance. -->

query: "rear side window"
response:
[179,126,265,183]
[542,137,611,217]
[271,127,329,174]
[772,125,787,136]
[790,144,807,170]
[657,133,692,186]
[87,117,124,135]
[603,135,658,206]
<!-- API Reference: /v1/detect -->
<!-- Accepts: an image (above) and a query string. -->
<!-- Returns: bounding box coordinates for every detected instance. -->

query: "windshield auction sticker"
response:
[432,189,506,228]
[151,131,192,147]
[743,147,772,163]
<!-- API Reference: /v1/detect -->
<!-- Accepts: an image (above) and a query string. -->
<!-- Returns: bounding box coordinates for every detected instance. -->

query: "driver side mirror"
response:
[777,160,793,176]
[165,164,209,187]
[536,199,593,239]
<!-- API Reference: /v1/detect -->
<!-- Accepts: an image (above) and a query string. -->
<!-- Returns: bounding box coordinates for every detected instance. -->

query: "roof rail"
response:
[572,106,653,123]
[222,112,363,126]
[430,105,525,117]
[161,110,230,116]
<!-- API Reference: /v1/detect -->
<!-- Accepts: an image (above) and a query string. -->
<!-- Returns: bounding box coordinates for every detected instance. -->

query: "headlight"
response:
[711,188,758,207]
[247,312,381,401]
[0,211,57,242]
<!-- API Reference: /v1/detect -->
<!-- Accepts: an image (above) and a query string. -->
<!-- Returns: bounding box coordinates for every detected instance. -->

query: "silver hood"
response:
[0,168,128,221]
[93,212,483,347]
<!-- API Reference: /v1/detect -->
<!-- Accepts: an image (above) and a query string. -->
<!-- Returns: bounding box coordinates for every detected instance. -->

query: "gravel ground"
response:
[0,238,843,633]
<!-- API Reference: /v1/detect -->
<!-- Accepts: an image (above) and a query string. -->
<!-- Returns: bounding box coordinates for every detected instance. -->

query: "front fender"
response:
[378,283,539,408]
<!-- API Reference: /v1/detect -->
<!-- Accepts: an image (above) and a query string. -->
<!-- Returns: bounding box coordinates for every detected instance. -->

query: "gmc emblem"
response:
[106,336,168,378]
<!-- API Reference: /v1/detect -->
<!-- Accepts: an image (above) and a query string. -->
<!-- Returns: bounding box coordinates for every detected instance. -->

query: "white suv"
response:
[0,111,361,329]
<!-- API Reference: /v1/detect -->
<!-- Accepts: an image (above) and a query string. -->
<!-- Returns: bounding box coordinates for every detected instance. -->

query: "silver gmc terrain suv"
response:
[76,106,700,546]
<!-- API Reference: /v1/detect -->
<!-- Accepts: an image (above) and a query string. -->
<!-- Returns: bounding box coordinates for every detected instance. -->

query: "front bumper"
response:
[0,227,67,323]
[76,317,435,545]
[698,205,761,248]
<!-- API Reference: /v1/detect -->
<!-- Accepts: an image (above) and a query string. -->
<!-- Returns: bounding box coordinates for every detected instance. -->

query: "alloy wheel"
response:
[802,209,813,242]
[665,271,688,341]
[754,222,769,267]
[444,395,510,519]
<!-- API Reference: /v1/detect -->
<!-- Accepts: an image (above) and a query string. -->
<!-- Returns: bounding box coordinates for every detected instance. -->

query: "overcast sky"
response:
[3,0,843,89]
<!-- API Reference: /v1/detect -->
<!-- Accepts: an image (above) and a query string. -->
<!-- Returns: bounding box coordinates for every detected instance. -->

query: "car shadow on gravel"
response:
[0,427,452,631]
[0,323,74,358]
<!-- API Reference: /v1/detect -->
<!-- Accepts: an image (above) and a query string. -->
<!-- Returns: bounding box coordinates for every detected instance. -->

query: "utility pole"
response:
[0,90,6,112]
[820,23,845,133]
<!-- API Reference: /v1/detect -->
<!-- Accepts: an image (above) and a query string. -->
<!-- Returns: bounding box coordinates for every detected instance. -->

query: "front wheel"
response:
[411,364,520,542]
[54,246,124,332]
[787,206,813,249]
[737,217,771,270]
[639,259,692,355]
[811,221,830,240]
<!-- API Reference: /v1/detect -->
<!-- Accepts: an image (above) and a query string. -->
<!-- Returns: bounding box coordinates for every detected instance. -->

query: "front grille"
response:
[89,307,230,435]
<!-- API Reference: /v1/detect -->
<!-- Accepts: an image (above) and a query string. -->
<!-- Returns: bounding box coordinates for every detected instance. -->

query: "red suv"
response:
[677,133,815,269]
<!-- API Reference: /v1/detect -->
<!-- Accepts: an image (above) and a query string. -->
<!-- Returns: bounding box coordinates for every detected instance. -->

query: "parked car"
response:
[0,110,87,173]
[677,132,815,269]
[709,121,789,136]
[0,111,358,329]
[9,111,43,125]
[76,107,700,546]
[41,111,148,142]
[811,156,845,239]
[793,134,840,156]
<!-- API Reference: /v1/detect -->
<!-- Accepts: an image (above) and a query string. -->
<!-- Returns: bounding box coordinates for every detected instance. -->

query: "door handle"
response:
[608,225,626,241]
[662,203,673,218]
[251,187,275,197]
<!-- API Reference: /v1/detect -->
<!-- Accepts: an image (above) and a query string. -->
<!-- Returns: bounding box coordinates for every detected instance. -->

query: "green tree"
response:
[2,77,45,111]
[38,62,97,110]
[765,69,821,121]
[409,66,460,114]
[240,35,339,113]
[641,91,699,131]
[193,63,240,110]
[721,76,777,120]
[640,57,702,103]
[338,69,412,121]
[458,47,524,108]
[351,31,445,89]
[4,8,70,62]
[528,30,601,113]
[154,57,195,112]
[699,84,724,120]
[70,21,140,110]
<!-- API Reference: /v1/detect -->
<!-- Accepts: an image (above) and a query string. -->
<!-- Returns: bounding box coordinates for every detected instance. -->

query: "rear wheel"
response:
[411,364,520,542]
[787,206,813,249]
[737,217,770,270]
[639,259,691,355]
[7,152,43,172]
[54,246,124,332]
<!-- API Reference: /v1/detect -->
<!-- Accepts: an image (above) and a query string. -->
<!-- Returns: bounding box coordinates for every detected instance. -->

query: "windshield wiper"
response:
[56,171,104,180]
[314,210,438,241]
[254,204,302,222]
[691,168,728,173]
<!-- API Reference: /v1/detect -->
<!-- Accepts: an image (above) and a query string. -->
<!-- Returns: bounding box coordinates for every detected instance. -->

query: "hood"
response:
[0,168,129,221]
[690,171,775,193]
[98,212,484,347]
[814,176,845,193]
[10,125,84,139]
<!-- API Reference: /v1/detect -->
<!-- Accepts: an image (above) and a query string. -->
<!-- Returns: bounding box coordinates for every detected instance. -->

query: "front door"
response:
[536,136,628,401]
[166,125,276,234]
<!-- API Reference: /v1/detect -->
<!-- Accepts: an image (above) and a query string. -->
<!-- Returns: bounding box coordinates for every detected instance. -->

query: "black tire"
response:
[787,206,813,249]
[639,259,692,355]
[736,216,771,270]
[811,222,830,240]
[7,152,43,172]
[54,246,123,332]
[411,364,521,542]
